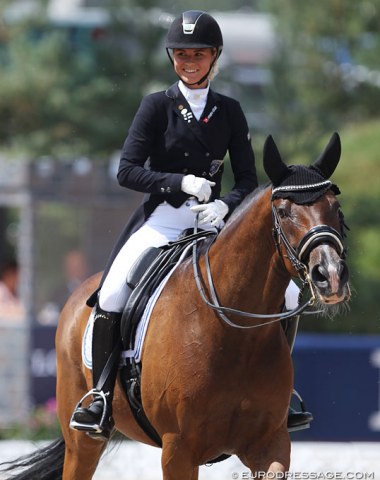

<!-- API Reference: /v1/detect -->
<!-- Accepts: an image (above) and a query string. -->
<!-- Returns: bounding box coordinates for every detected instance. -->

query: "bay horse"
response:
[2,133,350,479]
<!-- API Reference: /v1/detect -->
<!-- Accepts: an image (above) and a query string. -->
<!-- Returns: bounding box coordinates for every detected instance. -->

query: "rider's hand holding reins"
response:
[191,199,229,227]
[181,174,215,202]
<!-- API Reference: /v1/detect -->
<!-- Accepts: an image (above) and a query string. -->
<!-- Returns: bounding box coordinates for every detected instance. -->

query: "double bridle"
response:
[192,192,346,330]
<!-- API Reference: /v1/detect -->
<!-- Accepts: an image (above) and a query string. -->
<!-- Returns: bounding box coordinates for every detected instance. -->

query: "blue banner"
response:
[292,333,380,441]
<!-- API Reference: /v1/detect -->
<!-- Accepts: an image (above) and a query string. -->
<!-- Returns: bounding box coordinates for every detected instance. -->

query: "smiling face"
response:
[172,48,216,88]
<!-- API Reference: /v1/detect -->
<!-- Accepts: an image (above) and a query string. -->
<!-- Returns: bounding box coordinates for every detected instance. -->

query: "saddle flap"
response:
[126,247,162,289]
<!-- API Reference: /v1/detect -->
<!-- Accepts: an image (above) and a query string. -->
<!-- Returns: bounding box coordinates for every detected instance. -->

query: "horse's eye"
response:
[277,206,290,219]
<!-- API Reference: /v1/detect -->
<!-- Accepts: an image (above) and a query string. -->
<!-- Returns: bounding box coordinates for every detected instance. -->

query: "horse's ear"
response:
[312,132,341,179]
[263,135,290,186]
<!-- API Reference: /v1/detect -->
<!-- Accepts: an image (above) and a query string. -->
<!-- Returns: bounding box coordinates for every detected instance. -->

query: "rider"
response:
[70,10,312,440]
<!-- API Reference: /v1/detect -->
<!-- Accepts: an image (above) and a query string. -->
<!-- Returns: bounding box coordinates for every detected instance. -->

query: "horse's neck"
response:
[210,188,289,315]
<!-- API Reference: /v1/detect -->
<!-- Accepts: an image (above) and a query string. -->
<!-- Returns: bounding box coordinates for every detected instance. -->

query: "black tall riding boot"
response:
[70,306,122,441]
[283,315,314,432]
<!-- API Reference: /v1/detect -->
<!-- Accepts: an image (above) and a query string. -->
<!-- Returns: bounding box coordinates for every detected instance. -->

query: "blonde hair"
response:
[208,61,219,81]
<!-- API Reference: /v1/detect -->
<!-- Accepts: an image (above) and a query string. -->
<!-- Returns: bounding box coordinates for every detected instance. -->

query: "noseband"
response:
[271,204,346,277]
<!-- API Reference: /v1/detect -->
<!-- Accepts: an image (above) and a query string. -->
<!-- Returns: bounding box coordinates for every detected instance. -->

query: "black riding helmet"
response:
[166,10,223,86]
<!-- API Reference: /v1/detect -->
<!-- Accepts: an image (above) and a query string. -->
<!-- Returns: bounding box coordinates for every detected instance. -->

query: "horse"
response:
[1,132,350,479]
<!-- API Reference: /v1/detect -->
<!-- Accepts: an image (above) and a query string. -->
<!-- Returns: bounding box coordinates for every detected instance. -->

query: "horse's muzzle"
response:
[310,251,350,304]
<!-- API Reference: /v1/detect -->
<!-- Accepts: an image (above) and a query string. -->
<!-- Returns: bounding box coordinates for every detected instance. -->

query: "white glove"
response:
[191,199,229,227]
[181,174,215,203]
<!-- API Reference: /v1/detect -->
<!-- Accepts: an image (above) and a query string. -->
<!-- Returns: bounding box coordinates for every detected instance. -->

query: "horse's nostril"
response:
[311,264,328,285]
[339,261,349,284]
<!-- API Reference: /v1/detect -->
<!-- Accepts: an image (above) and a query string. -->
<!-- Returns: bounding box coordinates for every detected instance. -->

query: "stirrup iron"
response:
[287,388,313,433]
[69,389,108,434]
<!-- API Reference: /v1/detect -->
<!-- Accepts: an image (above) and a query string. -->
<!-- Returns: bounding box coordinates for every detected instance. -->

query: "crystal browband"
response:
[272,180,332,195]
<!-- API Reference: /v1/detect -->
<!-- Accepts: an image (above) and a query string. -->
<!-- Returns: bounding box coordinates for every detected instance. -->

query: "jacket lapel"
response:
[166,83,220,155]
[200,89,220,126]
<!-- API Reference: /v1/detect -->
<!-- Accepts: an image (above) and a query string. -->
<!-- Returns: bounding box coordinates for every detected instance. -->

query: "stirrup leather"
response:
[69,389,108,434]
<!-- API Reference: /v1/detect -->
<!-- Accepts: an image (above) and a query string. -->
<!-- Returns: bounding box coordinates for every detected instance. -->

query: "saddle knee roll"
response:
[126,247,163,289]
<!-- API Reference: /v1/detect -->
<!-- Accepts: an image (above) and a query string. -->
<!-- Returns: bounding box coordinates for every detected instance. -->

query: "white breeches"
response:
[99,198,217,312]
[98,199,300,313]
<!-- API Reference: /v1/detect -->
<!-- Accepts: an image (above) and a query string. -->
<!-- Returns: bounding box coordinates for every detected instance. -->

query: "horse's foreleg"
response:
[241,457,289,478]
[161,433,199,480]
[238,428,290,478]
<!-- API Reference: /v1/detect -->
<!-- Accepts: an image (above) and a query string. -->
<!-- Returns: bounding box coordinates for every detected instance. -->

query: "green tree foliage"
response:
[262,0,380,157]
[0,0,168,158]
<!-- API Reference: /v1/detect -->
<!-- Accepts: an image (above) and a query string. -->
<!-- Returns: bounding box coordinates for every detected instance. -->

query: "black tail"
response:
[0,437,65,480]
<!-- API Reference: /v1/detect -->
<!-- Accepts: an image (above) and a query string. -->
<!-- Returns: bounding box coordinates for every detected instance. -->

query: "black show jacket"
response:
[118,82,257,211]
[88,82,258,303]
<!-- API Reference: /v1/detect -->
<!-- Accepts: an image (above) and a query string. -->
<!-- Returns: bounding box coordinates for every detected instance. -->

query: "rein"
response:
[192,196,346,330]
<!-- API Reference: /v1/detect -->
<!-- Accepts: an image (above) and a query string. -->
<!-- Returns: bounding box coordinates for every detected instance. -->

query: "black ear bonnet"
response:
[271,165,340,204]
[263,132,341,205]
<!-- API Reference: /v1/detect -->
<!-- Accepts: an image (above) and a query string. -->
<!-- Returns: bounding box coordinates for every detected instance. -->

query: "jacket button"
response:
[166,187,171,193]
[160,187,165,193]
[184,152,189,157]
[205,152,210,157]
[183,168,188,173]
[202,172,207,177]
